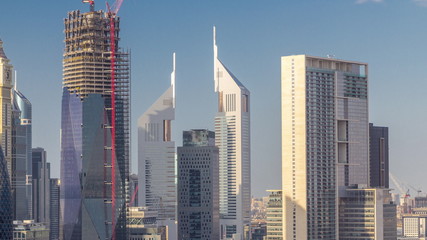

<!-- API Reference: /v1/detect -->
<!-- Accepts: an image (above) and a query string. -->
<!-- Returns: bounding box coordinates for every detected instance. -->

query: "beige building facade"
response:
[281,55,369,239]
[0,39,13,182]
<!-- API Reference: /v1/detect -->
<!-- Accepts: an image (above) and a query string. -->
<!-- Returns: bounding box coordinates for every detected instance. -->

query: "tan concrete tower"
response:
[281,55,369,240]
[0,39,14,182]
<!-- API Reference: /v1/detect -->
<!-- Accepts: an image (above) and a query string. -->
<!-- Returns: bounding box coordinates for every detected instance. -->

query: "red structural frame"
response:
[109,14,117,240]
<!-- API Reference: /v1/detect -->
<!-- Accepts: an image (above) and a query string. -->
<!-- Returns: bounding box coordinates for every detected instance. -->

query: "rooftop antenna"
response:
[14,70,17,91]
[213,26,219,92]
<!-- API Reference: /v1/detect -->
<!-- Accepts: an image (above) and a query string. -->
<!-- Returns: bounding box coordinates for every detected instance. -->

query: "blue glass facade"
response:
[61,89,128,240]
[12,89,32,220]
[60,89,82,240]
[0,147,13,239]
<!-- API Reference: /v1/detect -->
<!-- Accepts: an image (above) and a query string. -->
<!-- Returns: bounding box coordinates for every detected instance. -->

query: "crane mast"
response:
[107,1,124,239]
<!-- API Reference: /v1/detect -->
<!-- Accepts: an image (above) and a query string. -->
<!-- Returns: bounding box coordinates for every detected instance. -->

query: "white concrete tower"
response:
[138,53,176,222]
[213,27,251,240]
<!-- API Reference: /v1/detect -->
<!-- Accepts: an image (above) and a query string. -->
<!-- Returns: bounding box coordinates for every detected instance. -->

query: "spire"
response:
[0,39,8,59]
[14,70,17,91]
[213,26,218,61]
[171,52,176,108]
[213,26,219,92]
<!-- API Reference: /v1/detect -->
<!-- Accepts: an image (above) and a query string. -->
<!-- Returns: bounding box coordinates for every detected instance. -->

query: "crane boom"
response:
[390,173,406,196]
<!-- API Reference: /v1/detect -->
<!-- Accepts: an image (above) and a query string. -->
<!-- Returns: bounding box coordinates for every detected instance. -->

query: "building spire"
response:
[171,52,176,108]
[14,70,17,91]
[213,26,218,61]
[213,26,219,92]
[0,38,8,59]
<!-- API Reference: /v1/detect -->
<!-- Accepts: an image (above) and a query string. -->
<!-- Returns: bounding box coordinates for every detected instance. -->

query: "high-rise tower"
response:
[32,148,50,226]
[369,123,389,188]
[0,39,13,185]
[177,129,220,240]
[12,81,33,220]
[138,53,176,220]
[60,4,130,239]
[213,27,251,240]
[281,55,369,239]
[0,146,13,239]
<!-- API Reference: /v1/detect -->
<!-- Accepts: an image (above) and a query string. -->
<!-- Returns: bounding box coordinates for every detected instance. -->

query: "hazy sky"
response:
[1,0,426,197]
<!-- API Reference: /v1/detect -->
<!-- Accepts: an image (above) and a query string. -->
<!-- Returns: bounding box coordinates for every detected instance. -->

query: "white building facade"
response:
[138,53,176,222]
[213,28,251,240]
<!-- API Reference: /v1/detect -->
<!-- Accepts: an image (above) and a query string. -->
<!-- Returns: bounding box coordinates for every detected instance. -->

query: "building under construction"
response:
[60,2,130,239]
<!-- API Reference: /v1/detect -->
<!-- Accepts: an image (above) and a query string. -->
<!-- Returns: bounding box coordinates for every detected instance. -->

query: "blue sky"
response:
[1,0,426,197]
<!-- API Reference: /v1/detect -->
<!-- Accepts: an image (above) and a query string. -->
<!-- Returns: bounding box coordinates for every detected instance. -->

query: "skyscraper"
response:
[60,5,130,239]
[369,123,389,188]
[138,53,176,220]
[213,27,251,240]
[32,147,50,226]
[281,55,369,239]
[0,146,13,239]
[0,38,13,184]
[12,82,32,220]
[177,129,220,240]
[50,178,60,240]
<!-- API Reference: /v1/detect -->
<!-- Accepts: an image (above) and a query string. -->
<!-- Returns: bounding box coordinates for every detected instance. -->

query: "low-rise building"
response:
[339,187,397,240]
[13,220,49,240]
[128,207,167,240]
[266,190,282,240]
[402,214,427,239]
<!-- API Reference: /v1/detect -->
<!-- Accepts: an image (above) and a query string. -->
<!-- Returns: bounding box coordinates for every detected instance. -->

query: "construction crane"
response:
[390,173,411,198]
[408,184,423,197]
[82,0,95,12]
[106,1,124,240]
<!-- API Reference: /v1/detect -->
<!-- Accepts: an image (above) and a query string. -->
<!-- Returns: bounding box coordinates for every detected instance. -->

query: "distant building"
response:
[0,145,13,239]
[402,214,427,238]
[128,207,167,240]
[49,179,60,240]
[177,129,220,240]
[13,220,49,240]
[32,148,50,226]
[415,197,427,208]
[12,84,33,221]
[250,222,266,240]
[413,208,427,215]
[138,53,176,221]
[266,190,282,240]
[339,187,397,240]
[369,123,389,188]
[129,173,139,207]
